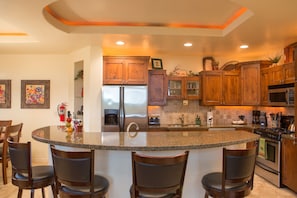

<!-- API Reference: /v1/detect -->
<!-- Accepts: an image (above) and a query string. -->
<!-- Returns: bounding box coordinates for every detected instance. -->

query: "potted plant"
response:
[268,55,282,66]
[75,70,83,80]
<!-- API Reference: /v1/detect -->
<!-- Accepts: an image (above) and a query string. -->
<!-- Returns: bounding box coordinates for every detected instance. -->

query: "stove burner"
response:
[254,127,293,141]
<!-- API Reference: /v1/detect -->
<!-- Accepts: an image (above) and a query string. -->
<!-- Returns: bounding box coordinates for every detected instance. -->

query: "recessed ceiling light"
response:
[116,41,125,45]
[240,44,249,49]
[184,42,192,47]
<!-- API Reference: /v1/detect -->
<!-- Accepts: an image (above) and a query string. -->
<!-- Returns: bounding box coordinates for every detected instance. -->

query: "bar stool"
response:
[0,123,22,184]
[50,145,109,198]
[130,151,189,198]
[201,146,257,198]
[8,140,56,198]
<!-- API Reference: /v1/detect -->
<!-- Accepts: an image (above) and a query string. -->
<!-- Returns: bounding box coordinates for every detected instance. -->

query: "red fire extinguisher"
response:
[57,103,67,122]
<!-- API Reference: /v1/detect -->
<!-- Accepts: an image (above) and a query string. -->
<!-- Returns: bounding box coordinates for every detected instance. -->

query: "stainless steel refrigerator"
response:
[101,85,148,132]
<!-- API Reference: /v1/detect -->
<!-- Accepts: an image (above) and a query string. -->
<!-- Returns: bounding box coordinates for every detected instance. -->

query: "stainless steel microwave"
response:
[268,83,294,106]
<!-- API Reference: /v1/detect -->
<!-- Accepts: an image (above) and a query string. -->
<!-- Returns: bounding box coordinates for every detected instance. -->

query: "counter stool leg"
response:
[17,189,22,198]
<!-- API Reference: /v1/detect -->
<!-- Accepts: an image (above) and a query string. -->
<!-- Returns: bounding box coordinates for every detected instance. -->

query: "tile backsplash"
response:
[148,100,295,126]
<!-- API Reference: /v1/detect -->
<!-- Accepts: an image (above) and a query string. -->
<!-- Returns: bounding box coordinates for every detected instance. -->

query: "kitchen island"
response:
[32,126,259,198]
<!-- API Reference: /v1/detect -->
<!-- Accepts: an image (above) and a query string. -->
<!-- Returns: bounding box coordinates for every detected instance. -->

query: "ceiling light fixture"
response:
[116,41,125,45]
[240,44,249,49]
[184,43,192,47]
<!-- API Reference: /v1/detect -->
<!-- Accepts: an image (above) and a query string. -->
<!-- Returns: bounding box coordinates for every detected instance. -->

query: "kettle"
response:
[288,120,295,132]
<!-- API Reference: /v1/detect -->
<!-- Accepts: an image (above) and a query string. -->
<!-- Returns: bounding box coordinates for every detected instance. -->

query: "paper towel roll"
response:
[207,111,213,126]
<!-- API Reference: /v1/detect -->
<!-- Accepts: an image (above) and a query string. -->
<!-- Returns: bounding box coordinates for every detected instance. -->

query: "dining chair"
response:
[0,122,23,184]
[50,145,109,198]
[130,151,189,198]
[201,146,257,198]
[8,140,56,198]
[0,120,12,133]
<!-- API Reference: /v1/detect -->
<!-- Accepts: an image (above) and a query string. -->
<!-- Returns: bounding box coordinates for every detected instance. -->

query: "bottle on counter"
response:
[207,110,213,126]
[195,115,201,126]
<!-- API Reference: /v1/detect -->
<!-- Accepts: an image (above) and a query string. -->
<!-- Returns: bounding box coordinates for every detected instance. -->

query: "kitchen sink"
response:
[167,124,200,128]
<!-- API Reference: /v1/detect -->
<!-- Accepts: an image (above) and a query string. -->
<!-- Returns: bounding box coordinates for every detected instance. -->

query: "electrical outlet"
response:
[183,100,188,106]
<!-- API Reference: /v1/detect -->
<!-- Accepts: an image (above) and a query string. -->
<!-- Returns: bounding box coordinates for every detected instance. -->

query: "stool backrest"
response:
[8,140,32,184]
[131,151,189,197]
[223,147,257,192]
[50,146,94,191]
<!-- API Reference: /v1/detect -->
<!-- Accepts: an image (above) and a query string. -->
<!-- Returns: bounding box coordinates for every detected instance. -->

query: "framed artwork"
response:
[0,80,11,108]
[152,58,163,69]
[21,80,50,109]
[202,57,214,71]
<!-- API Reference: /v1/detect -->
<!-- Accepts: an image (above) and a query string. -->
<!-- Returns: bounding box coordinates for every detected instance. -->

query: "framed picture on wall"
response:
[21,80,50,109]
[152,58,163,69]
[0,80,11,108]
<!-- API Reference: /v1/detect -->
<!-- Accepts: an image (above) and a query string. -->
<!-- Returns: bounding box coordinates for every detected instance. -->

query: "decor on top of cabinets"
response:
[202,56,219,71]
[0,80,11,108]
[268,55,282,66]
[21,80,50,109]
[169,65,187,77]
[151,58,163,69]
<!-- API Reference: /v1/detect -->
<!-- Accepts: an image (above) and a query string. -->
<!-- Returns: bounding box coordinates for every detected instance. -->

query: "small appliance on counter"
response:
[252,110,260,124]
[148,114,160,125]
[259,111,267,127]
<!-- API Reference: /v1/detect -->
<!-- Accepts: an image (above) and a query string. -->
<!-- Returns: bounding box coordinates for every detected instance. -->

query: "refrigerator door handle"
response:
[119,86,125,132]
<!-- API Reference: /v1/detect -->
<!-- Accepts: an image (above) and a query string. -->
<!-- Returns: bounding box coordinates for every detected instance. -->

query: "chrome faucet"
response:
[126,122,140,132]
[179,114,185,126]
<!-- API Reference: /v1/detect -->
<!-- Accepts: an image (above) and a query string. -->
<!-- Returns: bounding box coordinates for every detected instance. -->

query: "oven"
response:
[253,127,291,187]
[254,135,281,187]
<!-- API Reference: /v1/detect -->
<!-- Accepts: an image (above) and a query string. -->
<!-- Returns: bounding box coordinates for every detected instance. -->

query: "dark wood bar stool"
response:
[130,151,189,198]
[8,140,56,198]
[0,123,22,184]
[50,145,109,198]
[201,146,257,198]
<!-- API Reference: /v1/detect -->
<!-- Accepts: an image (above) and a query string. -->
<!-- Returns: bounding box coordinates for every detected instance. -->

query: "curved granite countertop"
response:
[32,125,259,151]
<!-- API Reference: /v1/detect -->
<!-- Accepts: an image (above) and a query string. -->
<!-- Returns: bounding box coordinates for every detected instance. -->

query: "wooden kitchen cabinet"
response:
[240,62,261,105]
[200,71,222,105]
[260,67,271,105]
[167,76,200,100]
[200,70,240,105]
[269,63,295,85]
[222,71,241,105]
[103,56,149,85]
[148,70,167,105]
[281,137,297,193]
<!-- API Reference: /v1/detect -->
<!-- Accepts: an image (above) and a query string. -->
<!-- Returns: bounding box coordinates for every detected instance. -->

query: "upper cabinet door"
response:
[148,70,167,105]
[125,57,149,84]
[222,71,240,105]
[103,58,125,84]
[200,71,223,105]
[103,56,149,85]
[241,63,260,105]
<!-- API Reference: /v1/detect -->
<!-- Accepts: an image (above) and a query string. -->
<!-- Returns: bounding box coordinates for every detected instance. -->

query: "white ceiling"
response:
[1,0,297,61]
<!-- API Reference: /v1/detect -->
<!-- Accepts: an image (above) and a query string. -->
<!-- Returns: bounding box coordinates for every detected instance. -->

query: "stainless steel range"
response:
[254,127,293,187]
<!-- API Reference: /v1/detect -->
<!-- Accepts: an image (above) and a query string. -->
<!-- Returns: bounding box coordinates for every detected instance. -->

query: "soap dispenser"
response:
[195,115,201,126]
